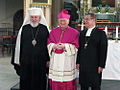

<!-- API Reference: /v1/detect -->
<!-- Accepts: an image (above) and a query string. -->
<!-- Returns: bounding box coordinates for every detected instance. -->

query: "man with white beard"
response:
[13,8,50,90]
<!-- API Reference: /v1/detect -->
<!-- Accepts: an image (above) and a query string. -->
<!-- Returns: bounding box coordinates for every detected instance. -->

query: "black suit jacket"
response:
[76,27,108,86]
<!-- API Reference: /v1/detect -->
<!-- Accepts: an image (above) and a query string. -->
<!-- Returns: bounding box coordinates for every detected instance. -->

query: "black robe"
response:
[20,24,49,90]
[76,27,108,87]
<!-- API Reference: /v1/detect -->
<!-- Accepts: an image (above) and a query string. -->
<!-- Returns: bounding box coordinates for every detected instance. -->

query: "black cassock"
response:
[20,24,49,90]
[76,27,108,87]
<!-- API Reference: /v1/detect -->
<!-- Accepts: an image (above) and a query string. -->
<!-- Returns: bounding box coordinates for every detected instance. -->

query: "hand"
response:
[98,67,103,74]
[76,64,80,70]
[57,43,65,49]
[53,44,58,49]
[53,43,62,49]
[53,43,65,50]
[46,61,50,67]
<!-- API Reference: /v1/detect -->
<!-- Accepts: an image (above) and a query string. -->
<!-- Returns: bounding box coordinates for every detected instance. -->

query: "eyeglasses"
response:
[83,18,94,21]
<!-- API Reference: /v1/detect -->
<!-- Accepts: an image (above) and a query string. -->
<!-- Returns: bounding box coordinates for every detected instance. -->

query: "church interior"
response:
[0,0,120,90]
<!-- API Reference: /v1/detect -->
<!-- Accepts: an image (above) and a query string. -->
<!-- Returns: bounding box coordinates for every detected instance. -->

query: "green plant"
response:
[105,5,110,12]
[96,5,102,13]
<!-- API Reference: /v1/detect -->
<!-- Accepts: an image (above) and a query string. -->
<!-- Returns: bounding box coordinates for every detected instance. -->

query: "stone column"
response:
[24,0,32,16]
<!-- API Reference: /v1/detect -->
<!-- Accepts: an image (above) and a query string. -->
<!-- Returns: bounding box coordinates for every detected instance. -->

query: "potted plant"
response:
[96,5,102,13]
[105,5,110,13]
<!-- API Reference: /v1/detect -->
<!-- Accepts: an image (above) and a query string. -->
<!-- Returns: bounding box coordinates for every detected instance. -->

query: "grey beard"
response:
[30,23,39,27]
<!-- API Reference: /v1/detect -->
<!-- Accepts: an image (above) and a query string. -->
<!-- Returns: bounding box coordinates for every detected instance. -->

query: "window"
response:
[92,0,115,7]
[33,0,48,3]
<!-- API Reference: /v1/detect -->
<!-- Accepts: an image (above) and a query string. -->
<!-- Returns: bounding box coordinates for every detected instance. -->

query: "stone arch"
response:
[13,9,24,35]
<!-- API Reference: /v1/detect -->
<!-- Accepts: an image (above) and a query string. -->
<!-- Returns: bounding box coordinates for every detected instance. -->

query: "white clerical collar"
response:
[86,26,95,36]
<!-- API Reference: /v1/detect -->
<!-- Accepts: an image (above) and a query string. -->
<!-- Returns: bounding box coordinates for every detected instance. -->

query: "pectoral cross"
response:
[84,43,88,49]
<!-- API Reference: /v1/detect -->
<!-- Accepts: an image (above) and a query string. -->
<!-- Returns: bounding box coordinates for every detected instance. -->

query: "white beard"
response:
[30,23,39,27]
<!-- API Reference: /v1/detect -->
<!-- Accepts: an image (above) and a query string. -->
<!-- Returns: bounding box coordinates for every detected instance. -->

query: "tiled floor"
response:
[0,55,19,90]
[0,55,120,90]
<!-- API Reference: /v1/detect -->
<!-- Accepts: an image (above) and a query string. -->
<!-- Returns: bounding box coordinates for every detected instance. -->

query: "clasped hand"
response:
[53,43,65,50]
